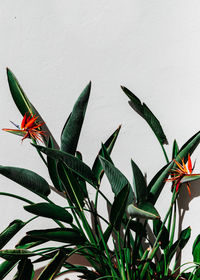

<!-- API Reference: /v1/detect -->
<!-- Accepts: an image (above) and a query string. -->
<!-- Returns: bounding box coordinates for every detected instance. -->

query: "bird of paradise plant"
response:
[0,69,200,280]
[2,113,45,143]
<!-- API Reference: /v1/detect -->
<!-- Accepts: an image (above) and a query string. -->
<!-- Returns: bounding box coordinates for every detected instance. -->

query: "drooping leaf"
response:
[110,185,130,230]
[0,220,25,250]
[127,201,160,220]
[131,159,147,203]
[193,234,200,263]
[99,156,134,204]
[121,86,168,145]
[47,137,63,192]
[57,161,85,210]
[37,249,66,280]
[27,228,86,245]
[0,166,50,197]
[61,82,91,155]
[92,125,121,184]
[13,258,33,280]
[153,219,169,249]
[0,260,18,279]
[0,249,35,261]
[32,144,97,186]
[24,203,73,224]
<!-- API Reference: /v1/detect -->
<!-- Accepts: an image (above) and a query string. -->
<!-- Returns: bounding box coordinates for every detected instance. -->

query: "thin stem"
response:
[0,192,34,204]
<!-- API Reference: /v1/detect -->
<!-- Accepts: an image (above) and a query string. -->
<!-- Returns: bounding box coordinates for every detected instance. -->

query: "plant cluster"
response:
[0,69,200,279]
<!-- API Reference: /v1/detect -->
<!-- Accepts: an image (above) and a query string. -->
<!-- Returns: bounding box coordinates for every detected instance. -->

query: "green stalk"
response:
[117,232,126,280]
[160,141,169,163]
[98,225,118,279]
[140,190,178,279]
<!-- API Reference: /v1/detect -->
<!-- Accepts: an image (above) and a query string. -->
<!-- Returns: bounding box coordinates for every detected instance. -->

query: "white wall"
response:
[0,1,200,278]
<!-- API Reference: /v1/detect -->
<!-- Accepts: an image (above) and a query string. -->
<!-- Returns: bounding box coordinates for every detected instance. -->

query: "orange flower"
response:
[2,113,45,143]
[167,154,199,195]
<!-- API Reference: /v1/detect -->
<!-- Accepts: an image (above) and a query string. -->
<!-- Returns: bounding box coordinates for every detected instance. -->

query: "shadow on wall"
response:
[176,179,200,273]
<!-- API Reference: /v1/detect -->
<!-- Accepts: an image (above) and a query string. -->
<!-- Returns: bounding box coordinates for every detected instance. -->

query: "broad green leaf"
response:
[121,86,168,145]
[153,219,169,249]
[47,137,63,192]
[0,220,25,250]
[0,249,35,261]
[0,166,50,197]
[27,228,86,245]
[61,82,91,155]
[178,131,200,158]
[193,234,200,263]
[179,226,191,249]
[127,201,160,220]
[0,260,18,280]
[131,159,147,203]
[75,151,88,198]
[6,68,58,148]
[129,220,146,237]
[180,175,200,184]
[167,227,191,263]
[37,249,66,280]
[92,126,121,183]
[13,258,33,280]
[7,68,33,116]
[99,156,134,204]
[32,144,97,186]
[57,161,85,210]
[172,139,179,159]
[110,185,130,230]
[24,203,73,224]
[16,235,47,250]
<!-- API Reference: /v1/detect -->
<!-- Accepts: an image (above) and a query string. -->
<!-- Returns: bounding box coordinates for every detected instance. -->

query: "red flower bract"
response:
[2,113,45,143]
[167,154,198,196]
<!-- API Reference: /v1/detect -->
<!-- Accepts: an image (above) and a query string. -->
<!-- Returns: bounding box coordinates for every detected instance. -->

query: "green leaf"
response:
[13,258,33,280]
[75,151,88,198]
[193,235,200,263]
[16,235,47,250]
[27,228,86,245]
[121,86,168,145]
[179,226,191,249]
[92,125,121,183]
[0,220,25,250]
[32,144,97,186]
[110,185,130,230]
[172,139,179,159]
[129,220,146,237]
[127,201,160,220]
[131,159,147,203]
[99,156,134,204]
[57,161,85,210]
[153,219,169,249]
[7,68,33,116]
[0,166,50,197]
[37,249,66,280]
[61,82,91,155]
[0,260,18,280]
[24,203,73,224]
[47,137,63,192]
[0,249,35,261]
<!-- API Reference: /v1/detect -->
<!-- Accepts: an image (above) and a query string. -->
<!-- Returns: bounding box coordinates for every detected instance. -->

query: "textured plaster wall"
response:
[0,1,200,279]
